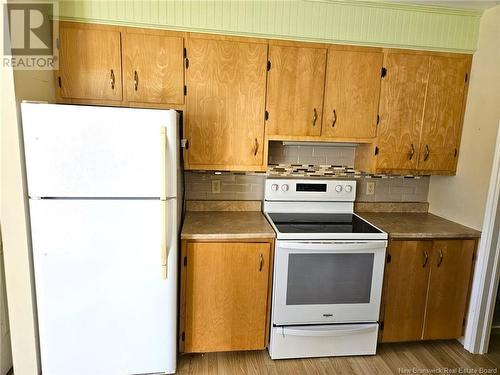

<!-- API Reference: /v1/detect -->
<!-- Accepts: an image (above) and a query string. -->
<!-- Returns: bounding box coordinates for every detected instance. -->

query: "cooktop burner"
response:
[267,213,382,234]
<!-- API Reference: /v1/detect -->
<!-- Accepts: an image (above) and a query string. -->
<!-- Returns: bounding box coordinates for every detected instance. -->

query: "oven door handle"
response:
[279,241,387,252]
[282,325,377,337]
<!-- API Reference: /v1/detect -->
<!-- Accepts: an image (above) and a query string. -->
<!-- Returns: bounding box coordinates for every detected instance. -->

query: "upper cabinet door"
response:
[185,37,268,170]
[322,48,382,139]
[376,53,430,172]
[266,44,327,137]
[417,56,471,173]
[123,30,184,105]
[58,23,122,101]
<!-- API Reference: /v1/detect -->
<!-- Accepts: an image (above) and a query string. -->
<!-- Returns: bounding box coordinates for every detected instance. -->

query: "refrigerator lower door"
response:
[29,198,177,375]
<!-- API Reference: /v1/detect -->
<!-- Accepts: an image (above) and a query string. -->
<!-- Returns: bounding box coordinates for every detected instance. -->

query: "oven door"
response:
[273,240,387,325]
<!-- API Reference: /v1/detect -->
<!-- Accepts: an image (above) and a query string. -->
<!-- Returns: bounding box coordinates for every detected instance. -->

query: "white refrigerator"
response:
[21,103,180,375]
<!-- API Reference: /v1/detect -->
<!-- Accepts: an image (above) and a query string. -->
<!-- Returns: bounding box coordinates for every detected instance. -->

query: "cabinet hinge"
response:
[58,76,62,88]
[374,146,379,156]
[376,114,380,126]
[265,110,269,121]
[465,73,468,83]
[454,148,458,158]
[183,256,187,266]
[56,37,60,49]
[472,251,476,262]
[181,331,185,341]
[463,318,466,327]
[380,321,384,330]
[381,67,387,78]
[184,85,187,96]
[267,60,271,71]
[181,139,189,150]
[386,253,391,263]
[184,48,189,69]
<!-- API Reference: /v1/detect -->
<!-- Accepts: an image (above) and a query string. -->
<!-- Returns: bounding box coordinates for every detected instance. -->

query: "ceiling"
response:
[394,1,500,10]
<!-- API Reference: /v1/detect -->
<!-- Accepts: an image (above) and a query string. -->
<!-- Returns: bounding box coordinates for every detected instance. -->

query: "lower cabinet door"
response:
[423,240,475,340]
[185,242,270,352]
[381,240,432,342]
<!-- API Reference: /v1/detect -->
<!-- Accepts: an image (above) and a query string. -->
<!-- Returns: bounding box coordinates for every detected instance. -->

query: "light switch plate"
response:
[366,181,375,195]
[212,180,221,194]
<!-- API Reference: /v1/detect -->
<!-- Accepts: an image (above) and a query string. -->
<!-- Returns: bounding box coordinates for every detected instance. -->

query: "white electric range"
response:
[264,178,388,359]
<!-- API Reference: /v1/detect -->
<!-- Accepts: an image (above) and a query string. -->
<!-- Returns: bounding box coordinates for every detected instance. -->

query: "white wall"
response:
[1,4,55,374]
[428,5,500,230]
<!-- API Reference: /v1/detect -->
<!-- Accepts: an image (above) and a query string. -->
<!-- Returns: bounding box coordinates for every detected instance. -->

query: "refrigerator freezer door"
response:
[30,198,177,375]
[22,103,178,198]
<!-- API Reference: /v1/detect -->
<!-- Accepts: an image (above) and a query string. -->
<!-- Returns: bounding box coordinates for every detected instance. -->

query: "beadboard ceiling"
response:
[57,0,482,52]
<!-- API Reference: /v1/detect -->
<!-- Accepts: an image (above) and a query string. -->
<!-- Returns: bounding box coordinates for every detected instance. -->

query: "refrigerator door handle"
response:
[160,127,168,200]
[161,200,169,279]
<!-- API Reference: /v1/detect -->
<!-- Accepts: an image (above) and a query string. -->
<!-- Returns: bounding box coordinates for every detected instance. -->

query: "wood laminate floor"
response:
[178,334,500,374]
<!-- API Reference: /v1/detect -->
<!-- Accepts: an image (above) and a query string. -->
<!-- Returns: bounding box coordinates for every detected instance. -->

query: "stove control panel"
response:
[265,179,357,202]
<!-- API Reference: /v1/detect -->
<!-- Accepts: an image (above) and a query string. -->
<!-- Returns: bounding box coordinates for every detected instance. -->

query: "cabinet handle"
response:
[408,143,415,161]
[332,109,337,127]
[437,249,443,267]
[312,108,318,126]
[110,69,115,90]
[259,253,263,272]
[424,145,430,161]
[253,138,259,156]
[134,70,139,91]
[422,250,429,268]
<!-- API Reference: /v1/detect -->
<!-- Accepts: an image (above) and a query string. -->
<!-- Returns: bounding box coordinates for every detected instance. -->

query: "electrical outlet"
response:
[366,181,375,196]
[211,180,221,194]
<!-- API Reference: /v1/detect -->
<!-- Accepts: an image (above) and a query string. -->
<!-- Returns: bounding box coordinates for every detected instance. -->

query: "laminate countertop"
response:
[358,212,481,239]
[181,211,276,240]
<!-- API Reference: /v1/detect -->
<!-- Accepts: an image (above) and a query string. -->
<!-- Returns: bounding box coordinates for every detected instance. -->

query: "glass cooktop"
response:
[267,213,382,234]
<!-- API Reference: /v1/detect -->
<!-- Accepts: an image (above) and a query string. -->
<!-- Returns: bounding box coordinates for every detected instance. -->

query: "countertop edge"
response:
[181,233,276,240]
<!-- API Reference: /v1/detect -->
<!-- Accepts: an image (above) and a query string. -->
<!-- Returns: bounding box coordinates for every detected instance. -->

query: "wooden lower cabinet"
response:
[380,239,476,343]
[180,240,273,353]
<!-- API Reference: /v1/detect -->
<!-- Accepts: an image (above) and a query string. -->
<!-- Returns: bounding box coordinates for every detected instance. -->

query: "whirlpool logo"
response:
[3,1,58,69]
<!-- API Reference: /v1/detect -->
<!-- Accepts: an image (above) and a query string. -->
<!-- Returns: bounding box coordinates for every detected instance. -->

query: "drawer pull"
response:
[134,70,139,91]
[259,253,263,272]
[423,250,429,268]
[312,108,318,126]
[110,69,115,90]
[408,143,415,161]
[332,109,337,127]
[437,249,443,267]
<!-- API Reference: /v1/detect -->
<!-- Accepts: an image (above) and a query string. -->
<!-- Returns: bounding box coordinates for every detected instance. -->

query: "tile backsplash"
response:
[268,141,356,167]
[185,171,429,203]
[185,142,429,203]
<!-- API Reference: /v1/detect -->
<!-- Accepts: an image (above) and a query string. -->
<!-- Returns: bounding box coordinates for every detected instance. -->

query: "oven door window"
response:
[286,253,374,305]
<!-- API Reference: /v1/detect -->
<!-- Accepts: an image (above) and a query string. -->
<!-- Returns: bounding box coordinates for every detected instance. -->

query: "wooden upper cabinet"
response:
[185,36,268,170]
[58,23,122,101]
[417,56,471,173]
[381,240,431,342]
[376,53,430,172]
[266,44,327,137]
[322,48,383,139]
[423,240,475,340]
[184,242,271,352]
[122,29,184,105]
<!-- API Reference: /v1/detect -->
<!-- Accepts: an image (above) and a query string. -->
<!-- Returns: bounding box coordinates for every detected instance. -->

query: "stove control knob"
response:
[335,185,343,192]
[281,184,289,192]
[345,185,353,192]
[271,184,279,191]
